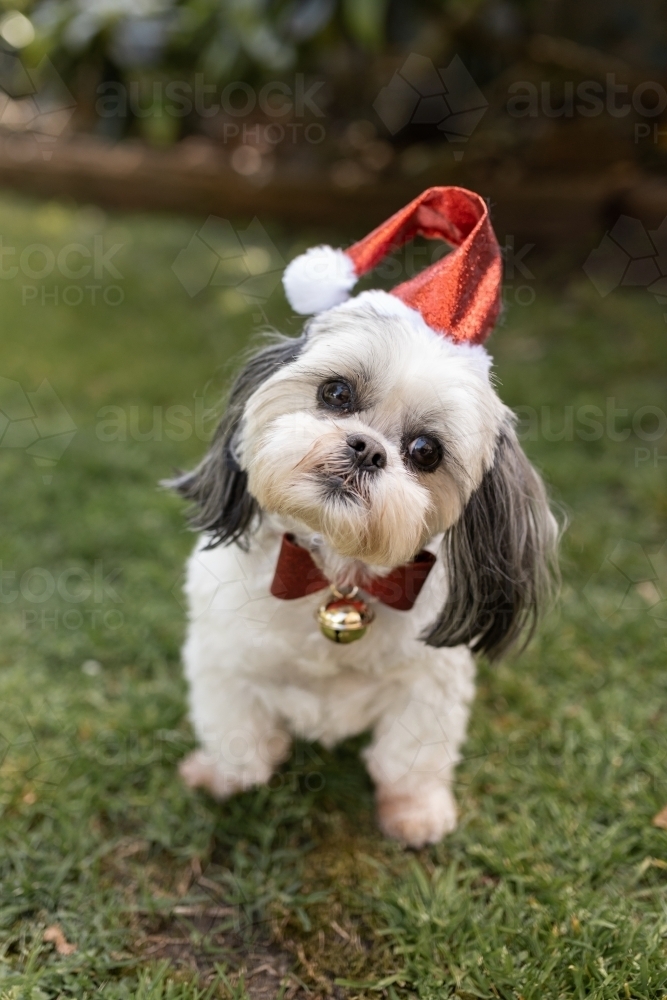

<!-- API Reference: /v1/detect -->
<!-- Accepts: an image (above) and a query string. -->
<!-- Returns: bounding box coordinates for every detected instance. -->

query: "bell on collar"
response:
[316,586,375,643]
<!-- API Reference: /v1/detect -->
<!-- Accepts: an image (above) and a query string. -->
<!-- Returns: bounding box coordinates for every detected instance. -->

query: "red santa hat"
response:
[282,185,502,346]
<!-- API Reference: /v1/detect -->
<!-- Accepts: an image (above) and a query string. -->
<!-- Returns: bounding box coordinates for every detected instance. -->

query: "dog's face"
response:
[172,291,558,660]
[239,294,504,567]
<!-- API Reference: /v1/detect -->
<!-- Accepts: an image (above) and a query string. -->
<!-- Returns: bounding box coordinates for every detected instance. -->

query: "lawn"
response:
[1,193,667,1000]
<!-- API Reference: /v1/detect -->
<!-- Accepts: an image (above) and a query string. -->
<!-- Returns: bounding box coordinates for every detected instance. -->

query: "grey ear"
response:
[166,333,307,549]
[424,427,558,661]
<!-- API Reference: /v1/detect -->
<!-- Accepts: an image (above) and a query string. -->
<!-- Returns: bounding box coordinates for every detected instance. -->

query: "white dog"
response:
[171,187,557,847]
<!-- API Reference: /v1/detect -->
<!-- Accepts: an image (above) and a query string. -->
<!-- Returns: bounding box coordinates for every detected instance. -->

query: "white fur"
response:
[179,299,510,847]
[282,245,357,314]
[341,290,494,378]
[181,525,473,845]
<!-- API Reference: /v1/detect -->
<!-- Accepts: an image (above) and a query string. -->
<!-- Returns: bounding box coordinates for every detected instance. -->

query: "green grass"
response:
[1,193,667,999]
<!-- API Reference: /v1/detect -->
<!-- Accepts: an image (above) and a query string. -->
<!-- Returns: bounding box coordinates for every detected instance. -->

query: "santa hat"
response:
[282,185,502,346]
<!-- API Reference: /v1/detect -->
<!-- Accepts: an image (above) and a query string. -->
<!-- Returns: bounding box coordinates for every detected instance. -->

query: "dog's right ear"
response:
[166,333,306,549]
[423,426,559,661]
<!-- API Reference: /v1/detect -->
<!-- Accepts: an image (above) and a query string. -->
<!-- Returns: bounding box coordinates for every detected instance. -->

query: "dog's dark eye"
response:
[406,435,442,472]
[319,379,354,411]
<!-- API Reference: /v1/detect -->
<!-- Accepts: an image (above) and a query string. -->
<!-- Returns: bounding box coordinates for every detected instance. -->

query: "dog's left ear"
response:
[424,425,558,661]
[166,333,307,549]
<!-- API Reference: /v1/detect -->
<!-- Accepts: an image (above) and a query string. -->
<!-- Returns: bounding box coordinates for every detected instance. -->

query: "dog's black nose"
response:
[346,433,387,470]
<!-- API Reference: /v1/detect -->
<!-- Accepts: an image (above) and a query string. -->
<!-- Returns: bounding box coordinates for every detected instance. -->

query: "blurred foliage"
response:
[6,0,664,95]
[0,0,664,165]
[13,0,486,82]
[0,0,659,157]
[9,0,664,78]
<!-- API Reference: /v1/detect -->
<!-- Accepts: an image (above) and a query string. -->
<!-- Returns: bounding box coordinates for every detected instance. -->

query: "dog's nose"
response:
[346,433,387,470]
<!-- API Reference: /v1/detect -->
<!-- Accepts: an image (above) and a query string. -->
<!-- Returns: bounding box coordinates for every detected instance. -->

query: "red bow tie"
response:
[270,533,436,611]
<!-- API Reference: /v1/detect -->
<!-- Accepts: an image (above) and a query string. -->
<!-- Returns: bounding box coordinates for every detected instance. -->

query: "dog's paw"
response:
[179,750,257,799]
[376,784,457,847]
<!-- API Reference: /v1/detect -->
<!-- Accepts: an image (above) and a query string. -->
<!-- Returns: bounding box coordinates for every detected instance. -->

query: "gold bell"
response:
[316,586,375,643]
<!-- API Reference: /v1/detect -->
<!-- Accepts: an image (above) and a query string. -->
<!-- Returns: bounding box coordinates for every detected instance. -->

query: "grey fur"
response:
[424,426,558,661]
[166,333,307,549]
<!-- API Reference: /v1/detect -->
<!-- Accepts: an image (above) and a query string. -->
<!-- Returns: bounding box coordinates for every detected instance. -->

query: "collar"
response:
[270,533,436,611]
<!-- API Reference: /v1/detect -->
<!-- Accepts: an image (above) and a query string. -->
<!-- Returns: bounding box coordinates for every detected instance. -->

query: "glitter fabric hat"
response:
[282,185,502,345]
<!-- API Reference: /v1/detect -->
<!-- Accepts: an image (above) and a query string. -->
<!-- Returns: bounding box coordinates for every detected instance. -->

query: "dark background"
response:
[0,0,666,244]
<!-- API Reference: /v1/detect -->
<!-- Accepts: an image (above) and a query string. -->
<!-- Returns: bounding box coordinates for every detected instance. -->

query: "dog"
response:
[171,187,558,847]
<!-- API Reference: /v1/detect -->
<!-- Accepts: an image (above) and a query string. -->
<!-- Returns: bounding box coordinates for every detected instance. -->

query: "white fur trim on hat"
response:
[283,245,357,314]
[336,290,494,379]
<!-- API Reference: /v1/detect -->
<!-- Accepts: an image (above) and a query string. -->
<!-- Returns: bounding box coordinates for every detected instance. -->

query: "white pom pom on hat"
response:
[282,245,357,315]
[281,185,503,347]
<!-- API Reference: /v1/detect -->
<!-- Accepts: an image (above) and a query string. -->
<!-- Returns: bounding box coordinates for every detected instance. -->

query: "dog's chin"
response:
[258,472,431,568]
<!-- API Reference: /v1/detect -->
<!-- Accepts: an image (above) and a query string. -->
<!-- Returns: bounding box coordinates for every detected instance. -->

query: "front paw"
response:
[179,750,267,800]
[376,784,458,847]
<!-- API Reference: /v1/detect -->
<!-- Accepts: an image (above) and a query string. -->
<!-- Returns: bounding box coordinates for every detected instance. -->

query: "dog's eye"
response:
[318,379,354,410]
[406,435,442,472]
